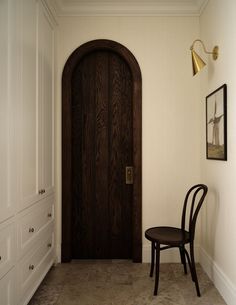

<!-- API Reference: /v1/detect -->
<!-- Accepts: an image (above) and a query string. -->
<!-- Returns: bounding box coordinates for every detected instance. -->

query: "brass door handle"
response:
[126,166,133,184]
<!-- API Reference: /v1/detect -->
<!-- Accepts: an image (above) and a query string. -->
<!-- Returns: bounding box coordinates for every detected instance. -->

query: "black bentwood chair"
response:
[145,184,208,297]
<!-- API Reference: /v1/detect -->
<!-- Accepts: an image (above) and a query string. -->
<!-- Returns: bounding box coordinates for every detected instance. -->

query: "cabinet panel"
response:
[0,268,16,305]
[19,0,39,210]
[0,222,16,279]
[0,0,9,222]
[18,0,55,209]
[0,0,17,222]
[38,2,54,196]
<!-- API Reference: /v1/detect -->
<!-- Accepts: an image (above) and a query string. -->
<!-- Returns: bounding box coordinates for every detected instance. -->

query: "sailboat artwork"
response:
[206,84,227,160]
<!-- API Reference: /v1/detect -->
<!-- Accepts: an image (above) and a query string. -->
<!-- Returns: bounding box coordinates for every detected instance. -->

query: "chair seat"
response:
[145,226,190,246]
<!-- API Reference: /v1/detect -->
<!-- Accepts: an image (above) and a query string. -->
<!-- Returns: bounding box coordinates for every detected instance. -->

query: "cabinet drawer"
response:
[0,268,16,305]
[0,222,16,279]
[17,196,54,258]
[18,230,54,302]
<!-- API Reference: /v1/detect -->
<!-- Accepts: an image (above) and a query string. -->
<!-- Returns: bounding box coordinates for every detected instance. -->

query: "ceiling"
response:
[46,0,209,17]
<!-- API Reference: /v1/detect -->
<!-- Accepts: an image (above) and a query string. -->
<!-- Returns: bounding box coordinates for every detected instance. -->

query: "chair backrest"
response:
[181,184,208,240]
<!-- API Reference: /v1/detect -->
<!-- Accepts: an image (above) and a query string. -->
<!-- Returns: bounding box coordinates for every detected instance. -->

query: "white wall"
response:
[55,16,202,262]
[199,1,236,304]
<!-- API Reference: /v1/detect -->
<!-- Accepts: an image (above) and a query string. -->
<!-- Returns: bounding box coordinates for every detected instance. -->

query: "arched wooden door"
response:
[62,40,142,262]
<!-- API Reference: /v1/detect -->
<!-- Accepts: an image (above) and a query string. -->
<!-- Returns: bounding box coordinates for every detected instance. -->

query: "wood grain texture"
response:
[62,40,142,262]
[93,52,110,258]
[109,52,133,258]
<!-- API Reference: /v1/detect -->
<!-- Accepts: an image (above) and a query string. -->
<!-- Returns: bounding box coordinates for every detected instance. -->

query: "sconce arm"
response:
[190,39,219,60]
[190,39,210,53]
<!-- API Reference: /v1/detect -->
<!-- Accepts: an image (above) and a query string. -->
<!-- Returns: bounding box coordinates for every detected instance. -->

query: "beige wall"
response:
[55,16,201,262]
[53,3,236,303]
[199,0,236,304]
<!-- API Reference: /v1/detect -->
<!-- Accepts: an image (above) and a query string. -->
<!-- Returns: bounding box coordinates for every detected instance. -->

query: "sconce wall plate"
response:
[212,46,219,60]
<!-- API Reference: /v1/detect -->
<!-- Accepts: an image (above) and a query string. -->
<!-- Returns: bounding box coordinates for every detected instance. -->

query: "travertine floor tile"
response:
[29,261,227,305]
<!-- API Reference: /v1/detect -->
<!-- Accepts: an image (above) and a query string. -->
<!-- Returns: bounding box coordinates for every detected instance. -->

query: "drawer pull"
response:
[47,243,52,248]
[39,189,46,195]
[29,264,34,270]
[0,256,1,261]
[48,213,52,218]
[29,227,35,233]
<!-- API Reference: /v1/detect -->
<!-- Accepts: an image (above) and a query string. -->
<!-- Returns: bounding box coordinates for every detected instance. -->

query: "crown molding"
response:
[46,0,209,17]
[41,0,58,25]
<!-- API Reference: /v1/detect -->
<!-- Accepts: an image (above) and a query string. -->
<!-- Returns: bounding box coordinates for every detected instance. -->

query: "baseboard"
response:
[142,244,200,263]
[199,247,236,305]
[55,243,61,263]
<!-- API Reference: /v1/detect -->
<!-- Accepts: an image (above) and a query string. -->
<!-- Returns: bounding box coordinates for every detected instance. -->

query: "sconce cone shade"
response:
[191,49,206,76]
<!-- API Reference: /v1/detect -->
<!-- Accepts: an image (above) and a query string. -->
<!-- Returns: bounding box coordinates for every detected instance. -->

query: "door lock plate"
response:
[126,166,133,184]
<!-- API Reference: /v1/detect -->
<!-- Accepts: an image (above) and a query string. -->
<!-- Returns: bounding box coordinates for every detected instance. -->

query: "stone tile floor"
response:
[29,260,227,305]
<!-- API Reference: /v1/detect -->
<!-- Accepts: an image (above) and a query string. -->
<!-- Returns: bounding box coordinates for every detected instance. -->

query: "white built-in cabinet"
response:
[0,0,55,304]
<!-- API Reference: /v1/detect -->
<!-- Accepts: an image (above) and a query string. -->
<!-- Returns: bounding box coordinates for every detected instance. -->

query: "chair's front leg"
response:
[150,241,155,277]
[179,246,187,274]
[154,242,160,296]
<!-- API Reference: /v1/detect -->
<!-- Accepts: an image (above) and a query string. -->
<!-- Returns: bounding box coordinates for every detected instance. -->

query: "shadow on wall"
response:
[202,186,219,271]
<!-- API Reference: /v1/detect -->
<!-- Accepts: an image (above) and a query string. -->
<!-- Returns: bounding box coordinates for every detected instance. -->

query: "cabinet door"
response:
[0,0,17,222]
[38,2,54,197]
[18,0,40,210]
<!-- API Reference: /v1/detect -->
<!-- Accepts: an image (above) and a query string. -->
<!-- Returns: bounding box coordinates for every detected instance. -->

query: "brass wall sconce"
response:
[190,39,219,76]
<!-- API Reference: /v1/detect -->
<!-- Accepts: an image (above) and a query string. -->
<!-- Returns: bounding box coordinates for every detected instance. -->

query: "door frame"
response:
[62,39,142,262]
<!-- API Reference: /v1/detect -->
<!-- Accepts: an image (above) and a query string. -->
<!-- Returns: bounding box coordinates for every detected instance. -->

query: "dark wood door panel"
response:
[71,50,133,259]
[72,52,110,258]
[93,52,110,258]
[109,53,133,258]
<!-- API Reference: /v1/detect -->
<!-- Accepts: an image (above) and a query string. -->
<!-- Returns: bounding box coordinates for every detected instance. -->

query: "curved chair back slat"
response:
[181,184,208,240]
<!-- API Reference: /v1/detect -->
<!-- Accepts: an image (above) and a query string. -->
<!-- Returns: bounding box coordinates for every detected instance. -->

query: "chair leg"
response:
[190,242,201,297]
[154,242,160,296]
[179,246,187,274]
[150,241,155,277]
[184,248,194,281]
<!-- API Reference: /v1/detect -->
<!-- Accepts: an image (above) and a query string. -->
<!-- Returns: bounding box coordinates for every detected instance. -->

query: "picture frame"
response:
[206,84,227,160]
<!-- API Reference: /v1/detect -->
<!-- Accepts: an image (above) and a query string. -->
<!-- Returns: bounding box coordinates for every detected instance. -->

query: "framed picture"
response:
[206,84,227,160]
